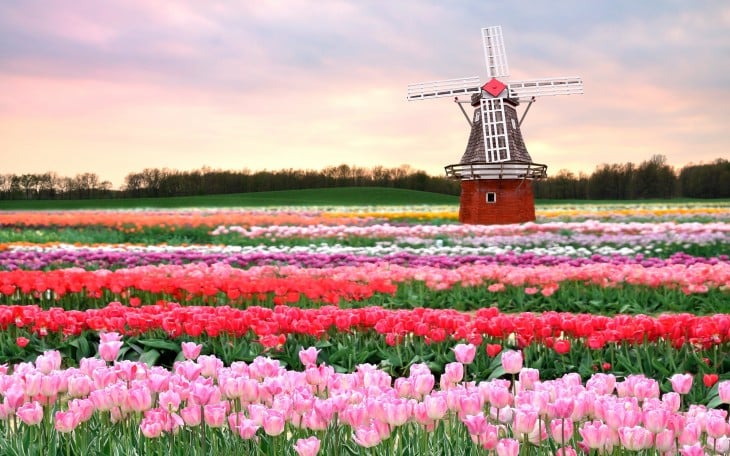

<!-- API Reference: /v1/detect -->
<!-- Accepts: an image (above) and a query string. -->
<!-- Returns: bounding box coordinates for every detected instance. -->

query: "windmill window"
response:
[486,192,497,203]
[511,118,517,129]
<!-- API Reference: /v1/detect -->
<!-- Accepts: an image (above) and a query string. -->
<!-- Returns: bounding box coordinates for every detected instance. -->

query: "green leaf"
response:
[139,349,160,366]
[488,365,506,380]
[137,339,181,351]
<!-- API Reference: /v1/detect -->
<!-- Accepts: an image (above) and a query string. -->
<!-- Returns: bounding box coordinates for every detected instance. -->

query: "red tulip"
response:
[703,374,718,388]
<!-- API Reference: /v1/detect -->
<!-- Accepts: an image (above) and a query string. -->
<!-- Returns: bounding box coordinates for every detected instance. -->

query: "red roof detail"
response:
[483,78,506,97]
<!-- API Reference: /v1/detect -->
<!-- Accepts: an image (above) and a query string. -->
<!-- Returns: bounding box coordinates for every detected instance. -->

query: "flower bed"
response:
[0,202,728,454]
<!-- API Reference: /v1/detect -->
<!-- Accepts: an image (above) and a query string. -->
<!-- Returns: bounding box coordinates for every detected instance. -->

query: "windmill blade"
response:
[507,77,583,101]
[482,26,509,78]
[407,77,481,101]
[480,98,511,162]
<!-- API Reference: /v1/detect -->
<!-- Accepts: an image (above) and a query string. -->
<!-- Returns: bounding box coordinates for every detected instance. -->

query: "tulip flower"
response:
[294,436,321,456]
[16,401,43,426]
[718,381,730,403]
[453,343,476,364]
[181,342,202,360]
[496,438,520,456]
[669,373,693,394]
[501,350,523,374]
[298,347,320,368]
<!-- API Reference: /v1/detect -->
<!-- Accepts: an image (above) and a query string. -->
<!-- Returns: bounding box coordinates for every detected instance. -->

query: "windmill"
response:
[407,26,583,224]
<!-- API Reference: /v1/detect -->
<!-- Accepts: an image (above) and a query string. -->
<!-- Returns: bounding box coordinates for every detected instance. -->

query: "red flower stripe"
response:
[2,302,728,349]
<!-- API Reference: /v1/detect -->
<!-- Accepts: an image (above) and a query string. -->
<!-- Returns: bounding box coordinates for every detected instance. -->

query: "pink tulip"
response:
[501,350,523,374]
[669,373,693,395]
[181,342,202,361]
[678,422,701,446]
[4,383,26,410]
[443,362,464,384]
[555,447,577,456]
[708,436,730,454]
[518,368,540,390]
[642,407,670,434]
[453,343,476,364]
[550,418,574,445]
[462,412,489,436]
[383,398,411,426]
[68,398,94,423]
[412,373,435,397]
[99,341,123,362]
[23,372,42,397]
[457,393,482,417]
[424,393,448,420]
[487,385,512,408]
[197,355,223,378]
[293,436,321,456]
[54,410,79,433]
[263,410,285,436]
[579,420,611,450]
[548,397,575,420]
[705,413,728,439]
[679,443,706,456]
[654,429,675,452]
[180,404,201,426]
[298,347,320,368]
[126,385,153,412]
[237,418,260,439]
[718,381,730,403]
[618,426,653,451]
[203,403,227,428]
[100,332,122,343]
[496,438,520,456]
[513,406,539,435]
[16,401,43,426]
[40,373,62,397]
[174,360,203,381]
[353,425,381,448]
[140,417,164,438]
[36,350,62,374]
[158,390,181,412]
[67,374,92,398]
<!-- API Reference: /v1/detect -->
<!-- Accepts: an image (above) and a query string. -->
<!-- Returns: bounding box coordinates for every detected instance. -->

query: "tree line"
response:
[532,155,729,200]
[1,156,727,200]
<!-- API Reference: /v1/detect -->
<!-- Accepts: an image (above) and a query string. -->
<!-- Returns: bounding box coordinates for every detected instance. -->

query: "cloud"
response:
[1,1,728,188]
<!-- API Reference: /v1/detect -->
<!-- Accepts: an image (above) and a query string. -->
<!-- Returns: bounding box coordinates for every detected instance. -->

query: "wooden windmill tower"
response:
[407,26,583,224]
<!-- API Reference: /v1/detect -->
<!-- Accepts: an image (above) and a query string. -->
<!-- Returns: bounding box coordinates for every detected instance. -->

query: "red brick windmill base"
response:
[459,179,536,225]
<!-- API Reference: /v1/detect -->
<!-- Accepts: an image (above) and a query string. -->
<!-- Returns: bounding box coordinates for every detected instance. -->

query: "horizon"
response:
[2,1,728,188]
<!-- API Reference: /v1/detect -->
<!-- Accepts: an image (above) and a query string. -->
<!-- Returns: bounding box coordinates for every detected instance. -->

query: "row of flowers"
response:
[1,242,727,272]
[210,220,730,245]
[0,341,728,455]
[4,302,728,350]
[1,204,728,229]
[1,261,727,307]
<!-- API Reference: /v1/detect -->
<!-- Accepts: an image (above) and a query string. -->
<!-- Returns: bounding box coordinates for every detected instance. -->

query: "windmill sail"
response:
[507,77,583,101]
[482,26,509,78]
[407,77,481,101]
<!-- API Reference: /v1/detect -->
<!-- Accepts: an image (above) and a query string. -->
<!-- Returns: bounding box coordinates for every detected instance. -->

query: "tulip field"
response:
[0,202,728,455]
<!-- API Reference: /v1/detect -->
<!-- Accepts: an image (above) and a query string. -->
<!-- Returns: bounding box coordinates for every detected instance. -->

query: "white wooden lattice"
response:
[407,77,481,101]
[482,26,509,79]
[507,77,583,101]
[480,98,510,162]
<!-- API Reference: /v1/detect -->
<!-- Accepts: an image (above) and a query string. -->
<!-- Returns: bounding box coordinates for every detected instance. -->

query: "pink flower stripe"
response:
[1,343,729,454]
[0,261,727,302]
[2,303,728,349]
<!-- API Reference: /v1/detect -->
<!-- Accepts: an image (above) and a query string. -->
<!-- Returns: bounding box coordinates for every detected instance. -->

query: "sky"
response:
[1,1,728,189]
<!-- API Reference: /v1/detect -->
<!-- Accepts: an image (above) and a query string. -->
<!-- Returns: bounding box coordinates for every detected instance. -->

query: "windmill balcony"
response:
[445,161,547,180]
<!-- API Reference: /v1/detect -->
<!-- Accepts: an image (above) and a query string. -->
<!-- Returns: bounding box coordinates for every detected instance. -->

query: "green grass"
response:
[0,188,459,210]
[1,188,727,210]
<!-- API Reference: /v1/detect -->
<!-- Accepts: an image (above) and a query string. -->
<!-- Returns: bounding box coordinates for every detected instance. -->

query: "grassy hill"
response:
[0,187,460,210]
